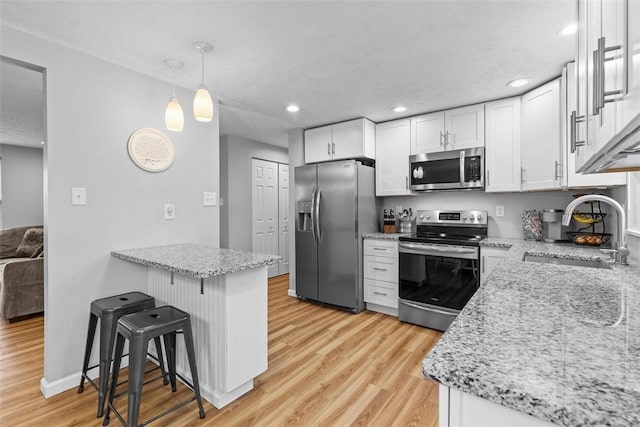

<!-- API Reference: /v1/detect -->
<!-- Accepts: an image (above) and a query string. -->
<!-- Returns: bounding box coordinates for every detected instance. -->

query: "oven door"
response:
[398,242,480,330]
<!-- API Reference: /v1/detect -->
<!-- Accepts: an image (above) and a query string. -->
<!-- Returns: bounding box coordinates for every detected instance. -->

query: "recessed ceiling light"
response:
[506,78,529,88]
[392,106,407,113]
[559,23,577,36]
[286,104,300,113]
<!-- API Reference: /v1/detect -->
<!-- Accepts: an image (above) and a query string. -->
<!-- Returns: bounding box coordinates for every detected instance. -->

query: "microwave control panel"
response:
[464,156,482,182]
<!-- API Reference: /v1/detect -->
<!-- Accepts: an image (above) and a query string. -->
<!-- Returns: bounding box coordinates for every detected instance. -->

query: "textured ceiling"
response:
[0,0,576,148]
[0,58,45,148]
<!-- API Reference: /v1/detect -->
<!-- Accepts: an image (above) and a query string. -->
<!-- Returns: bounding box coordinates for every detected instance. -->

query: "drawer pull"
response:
[372,247,387,251]
[373,267,387,272]
[373,291,388,296]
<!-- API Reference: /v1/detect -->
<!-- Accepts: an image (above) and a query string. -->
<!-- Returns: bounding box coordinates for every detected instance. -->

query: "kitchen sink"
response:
[523,253,611,270]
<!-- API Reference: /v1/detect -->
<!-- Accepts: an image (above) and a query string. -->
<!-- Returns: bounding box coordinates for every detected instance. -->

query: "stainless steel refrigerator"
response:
[295,160,377,312]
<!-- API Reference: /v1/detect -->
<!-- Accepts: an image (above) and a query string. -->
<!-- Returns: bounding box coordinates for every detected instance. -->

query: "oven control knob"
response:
[469,215,476,222]
[461,216,468,221]
[419,215,425,220]
[476,214,483,221]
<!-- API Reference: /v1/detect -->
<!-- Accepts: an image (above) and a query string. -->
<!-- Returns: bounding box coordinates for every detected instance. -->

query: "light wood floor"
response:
[0,274,442,426]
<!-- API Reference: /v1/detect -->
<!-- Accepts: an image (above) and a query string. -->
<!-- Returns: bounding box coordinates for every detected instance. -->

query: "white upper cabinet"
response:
[576,0,640,172]
[565,62,626,187]
[521,79,563,191]
[304,118,375,164]
[485,97,521,192]
[375,119,415,196]
[304,126,333,164]
[445,104,485,151]
[410,104,484,154]
[410,112,445,153]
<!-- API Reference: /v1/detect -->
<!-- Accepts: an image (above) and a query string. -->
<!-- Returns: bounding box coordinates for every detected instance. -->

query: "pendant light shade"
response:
[194,84,213,122]
[164,59,184,132]
[193,41,214,122]
[165,96,184,132]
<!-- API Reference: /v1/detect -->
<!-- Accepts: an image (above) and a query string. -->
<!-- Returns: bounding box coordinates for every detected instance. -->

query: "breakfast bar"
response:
[111,243,280,409]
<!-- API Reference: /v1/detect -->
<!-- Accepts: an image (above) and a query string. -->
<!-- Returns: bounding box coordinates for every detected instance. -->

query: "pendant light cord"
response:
[201,50,205,85]
[172,66,176,98]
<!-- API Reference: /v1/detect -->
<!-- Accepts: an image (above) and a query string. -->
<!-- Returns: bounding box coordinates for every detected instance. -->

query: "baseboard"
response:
[40,356,129,398]
[287,288,297,298]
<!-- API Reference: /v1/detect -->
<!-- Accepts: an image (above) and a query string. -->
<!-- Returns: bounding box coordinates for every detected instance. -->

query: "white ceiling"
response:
[0,58,45,148]
[0,0,577,148]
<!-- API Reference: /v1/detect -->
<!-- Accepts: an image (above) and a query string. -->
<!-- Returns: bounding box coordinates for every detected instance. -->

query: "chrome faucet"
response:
[562,194,629,265]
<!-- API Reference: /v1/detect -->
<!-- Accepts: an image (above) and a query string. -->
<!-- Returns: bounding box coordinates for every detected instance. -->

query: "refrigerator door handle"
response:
[310,187,318,245]
[315,188,322,241]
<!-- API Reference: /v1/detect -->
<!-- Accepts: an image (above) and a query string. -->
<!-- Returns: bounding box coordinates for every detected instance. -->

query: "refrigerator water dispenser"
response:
[298,201,313,232]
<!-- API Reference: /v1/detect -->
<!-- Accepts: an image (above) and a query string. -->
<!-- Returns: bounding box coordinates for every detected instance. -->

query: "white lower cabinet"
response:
[363,239,398,316]
[480,246,509,284]
[439,385,555,427]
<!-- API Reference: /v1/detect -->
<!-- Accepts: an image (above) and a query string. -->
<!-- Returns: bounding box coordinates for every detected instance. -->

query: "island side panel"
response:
[147,266,269,408]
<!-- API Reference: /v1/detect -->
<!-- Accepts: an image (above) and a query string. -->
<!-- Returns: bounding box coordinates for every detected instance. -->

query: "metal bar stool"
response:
[78,292,168,418]
[103,305,206,427]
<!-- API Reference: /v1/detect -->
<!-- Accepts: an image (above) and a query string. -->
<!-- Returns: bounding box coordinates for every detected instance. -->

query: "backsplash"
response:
[380,190,613,239]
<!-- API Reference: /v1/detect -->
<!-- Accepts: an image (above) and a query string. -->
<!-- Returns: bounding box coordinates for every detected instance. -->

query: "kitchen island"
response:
[423,239,640,426]
[111,243,280,409]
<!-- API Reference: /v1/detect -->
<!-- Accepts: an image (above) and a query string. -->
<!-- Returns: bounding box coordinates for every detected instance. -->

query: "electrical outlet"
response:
[496,205,505,217]
[203,192,217,206]
[164,203,175,220]
[395,205,403,214]
[220,197,224,206]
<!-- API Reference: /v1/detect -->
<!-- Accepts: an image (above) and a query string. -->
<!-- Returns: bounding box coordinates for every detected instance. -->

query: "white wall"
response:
[219,135,288,251]
[287,128,304,293]
[0,144,44,228]
[1,26,220,393]
[381,190,588,238]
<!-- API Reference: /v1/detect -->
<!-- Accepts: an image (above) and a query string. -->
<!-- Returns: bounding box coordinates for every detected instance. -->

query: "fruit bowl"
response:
[572,212,606,224]
[566,232,611,246]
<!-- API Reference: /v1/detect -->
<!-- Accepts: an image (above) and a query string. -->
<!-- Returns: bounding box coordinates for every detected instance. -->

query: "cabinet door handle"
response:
[445,131,451,148]
[327,142,331,156]
[593,37,625,116]
[406,175,409,189]
[372,247,386,251]
[486,169,490,187]
[331,142,335,156]
[482,256,485,273]
[570,110,585,153]
[373,267,388,272]
[520,168,526,184]
[373,291,388,296]
[439,131,445,146]
[554,161,562,181]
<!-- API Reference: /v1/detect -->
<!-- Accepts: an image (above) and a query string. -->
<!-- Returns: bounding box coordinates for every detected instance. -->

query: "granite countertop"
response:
[111,243,281,278]
[362,232,410,240]
[423,239,640,427]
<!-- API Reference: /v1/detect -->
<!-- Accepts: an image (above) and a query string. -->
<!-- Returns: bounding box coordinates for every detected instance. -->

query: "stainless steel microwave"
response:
[409,147,484,191]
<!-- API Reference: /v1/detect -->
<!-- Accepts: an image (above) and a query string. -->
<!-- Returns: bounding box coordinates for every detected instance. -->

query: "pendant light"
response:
[164,59,184,132]
[192,41,214,122]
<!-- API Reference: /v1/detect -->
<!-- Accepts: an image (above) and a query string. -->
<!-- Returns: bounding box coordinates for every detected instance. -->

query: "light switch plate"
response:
[203,192,217,206]
[164,203,175,220]
[219,197,224,206]
[496,205,505,217]
[72,187,86,206]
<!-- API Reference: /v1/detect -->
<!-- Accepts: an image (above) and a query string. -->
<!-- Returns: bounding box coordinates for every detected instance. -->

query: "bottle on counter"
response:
[383,209,390,233]
[389,209,396,233]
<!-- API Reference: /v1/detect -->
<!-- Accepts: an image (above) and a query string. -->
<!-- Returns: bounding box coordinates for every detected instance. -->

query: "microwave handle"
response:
[459,150,465,186]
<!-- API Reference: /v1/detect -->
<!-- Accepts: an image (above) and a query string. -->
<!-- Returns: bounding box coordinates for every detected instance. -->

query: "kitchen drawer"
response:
[364,279,398,308]
[364,255,398,282]
[363,239,398,258]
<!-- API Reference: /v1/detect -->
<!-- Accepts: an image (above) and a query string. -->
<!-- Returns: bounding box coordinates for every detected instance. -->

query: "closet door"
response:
[252,158,278,277]
[278,163,289,275]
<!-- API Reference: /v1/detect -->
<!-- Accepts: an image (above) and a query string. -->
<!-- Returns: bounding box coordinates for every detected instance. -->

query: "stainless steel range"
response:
[398,209,488,331]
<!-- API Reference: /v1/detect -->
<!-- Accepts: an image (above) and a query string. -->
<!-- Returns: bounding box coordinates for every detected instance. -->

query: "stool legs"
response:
[78,313,98,394]
[127,335,149,427]
[103,333,125,427]
[162,332,177,392]
[183,324,206,419]
[96,313,119,417]
[153,337,169,386]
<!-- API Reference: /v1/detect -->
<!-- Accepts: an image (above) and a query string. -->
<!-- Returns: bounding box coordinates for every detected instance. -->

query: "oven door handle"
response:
[399,242,477,255]
[399,300,459,316]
